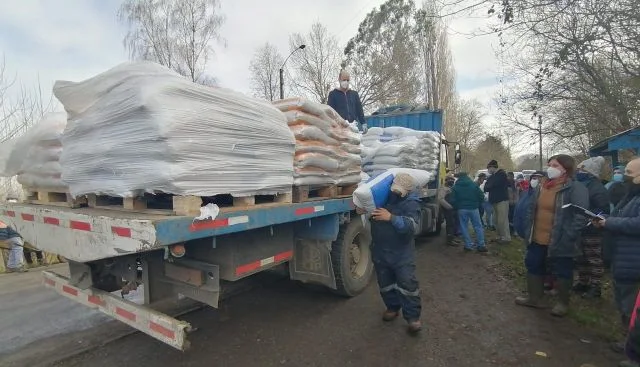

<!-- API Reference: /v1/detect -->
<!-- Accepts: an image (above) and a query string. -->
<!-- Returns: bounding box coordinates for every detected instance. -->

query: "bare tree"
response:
[118,0,225,84]
[249,43,284,101]
[288,23,342,104]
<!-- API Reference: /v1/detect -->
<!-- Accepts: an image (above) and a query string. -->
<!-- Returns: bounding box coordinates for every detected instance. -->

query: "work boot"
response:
[550,279,571,317]
[572,282,590,293]
[407,320,422,334]
[582,285,601,299]
[6,266,28,273]
[382,310,399,322]
[515,274,547,308]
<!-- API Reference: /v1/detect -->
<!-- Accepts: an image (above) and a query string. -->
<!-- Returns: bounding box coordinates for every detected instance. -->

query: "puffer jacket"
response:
[606,191,640,281]
[521,179,589,257]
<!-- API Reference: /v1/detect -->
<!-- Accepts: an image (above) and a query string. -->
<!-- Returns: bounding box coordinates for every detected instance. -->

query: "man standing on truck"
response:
[0,220,27,272]
[484,160,511,244]
[327,70,366,131]
[367,173,423,334]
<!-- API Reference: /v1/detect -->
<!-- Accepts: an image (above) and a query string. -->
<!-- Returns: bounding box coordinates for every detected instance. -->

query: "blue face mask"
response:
[576,172,591,182]
[613,173,623,182]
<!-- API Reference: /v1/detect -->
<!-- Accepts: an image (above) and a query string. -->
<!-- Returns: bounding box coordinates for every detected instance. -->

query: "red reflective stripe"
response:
[116,307,136,322]
[274,250,293,262]
[70,220,91,231]
[62,285,78,296]
[44,278,55,287]
[235,260,261,276]
[150,321,175,339]
[88,295,104,306]
[189,218,229,232]
[5,211,15,217]
[21,213,35,221]
[43,217,60,226]
[295,207,315,216]
[112,226,132,238]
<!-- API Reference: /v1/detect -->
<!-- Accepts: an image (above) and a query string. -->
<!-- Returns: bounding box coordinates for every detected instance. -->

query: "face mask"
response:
[340,81,349,89]
[546,166,563,179]
[576,171,591,182]
[530,179,539,188]
[613,173,623,182]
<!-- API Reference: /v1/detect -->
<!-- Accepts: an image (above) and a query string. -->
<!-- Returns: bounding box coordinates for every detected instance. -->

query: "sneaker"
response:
[382,310,399,322]
[407,320,422,334]
[6,267,28,273]
[476,246,488,253]
[463,247,474,253]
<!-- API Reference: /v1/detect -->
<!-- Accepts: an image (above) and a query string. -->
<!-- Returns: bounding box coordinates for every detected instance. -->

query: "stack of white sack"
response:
[273,97,362,186]
[53,61,295,198]
[0,112,68,190]
[361,126,441,176]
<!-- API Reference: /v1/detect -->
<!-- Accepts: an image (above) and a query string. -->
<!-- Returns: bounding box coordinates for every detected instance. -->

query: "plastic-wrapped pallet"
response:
[361,126,441,177]
[53,61,295,198]
[273,97,362,186]
[0,112,68,190]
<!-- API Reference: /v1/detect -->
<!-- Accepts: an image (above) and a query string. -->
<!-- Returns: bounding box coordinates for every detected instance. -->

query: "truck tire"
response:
[330,218,373,297]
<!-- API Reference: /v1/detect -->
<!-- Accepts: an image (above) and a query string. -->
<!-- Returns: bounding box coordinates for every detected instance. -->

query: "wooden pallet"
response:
[292,183,358,203]
[86,192,293,216]
[24,189,87,208]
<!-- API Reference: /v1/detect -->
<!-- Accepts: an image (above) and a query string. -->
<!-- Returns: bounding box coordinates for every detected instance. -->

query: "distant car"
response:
[475,169,489,181]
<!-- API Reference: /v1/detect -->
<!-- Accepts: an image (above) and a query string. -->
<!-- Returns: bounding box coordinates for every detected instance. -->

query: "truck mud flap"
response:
[42,270,192,351]
[289,239,337,290]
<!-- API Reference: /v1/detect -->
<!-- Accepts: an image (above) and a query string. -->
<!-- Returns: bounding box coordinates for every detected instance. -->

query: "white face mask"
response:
[546,166,563,179]
[530,179,539,188]
[340,80,349,89]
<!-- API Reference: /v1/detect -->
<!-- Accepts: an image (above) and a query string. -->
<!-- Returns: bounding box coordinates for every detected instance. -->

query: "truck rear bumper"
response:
[42,270,192,350]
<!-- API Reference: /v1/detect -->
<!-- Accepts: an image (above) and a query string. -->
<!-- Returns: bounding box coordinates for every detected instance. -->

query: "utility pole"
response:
[538,115,543,171]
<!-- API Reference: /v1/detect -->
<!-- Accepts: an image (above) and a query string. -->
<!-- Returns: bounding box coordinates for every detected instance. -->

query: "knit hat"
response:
[391,173,415,197]
[487,160,498,168]
[578,156,605,177]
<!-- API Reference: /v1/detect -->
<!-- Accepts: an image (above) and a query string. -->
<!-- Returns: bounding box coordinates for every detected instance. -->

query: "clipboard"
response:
[561,204,605,220]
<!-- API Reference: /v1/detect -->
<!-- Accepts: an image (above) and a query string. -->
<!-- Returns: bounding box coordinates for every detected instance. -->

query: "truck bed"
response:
[0,198,355,263]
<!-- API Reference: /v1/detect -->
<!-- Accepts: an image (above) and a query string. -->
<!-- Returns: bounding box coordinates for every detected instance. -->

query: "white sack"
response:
[54,61,295,198]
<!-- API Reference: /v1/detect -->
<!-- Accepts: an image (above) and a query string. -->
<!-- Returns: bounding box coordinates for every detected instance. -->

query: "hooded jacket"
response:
[451,174,484,210]
[370,192,421,262]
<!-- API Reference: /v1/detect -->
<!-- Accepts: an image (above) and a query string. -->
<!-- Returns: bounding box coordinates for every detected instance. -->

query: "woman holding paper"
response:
[515,154,589,317]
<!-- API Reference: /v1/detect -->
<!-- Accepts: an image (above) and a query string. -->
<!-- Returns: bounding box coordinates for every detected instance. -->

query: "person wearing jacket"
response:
[513,171,544,239]
[451,172,487,252]
[593,158,640,365]
[0,220,27,273]
[327,70,366,131]
[365,173,423,334]
[515,154,589,317]
[484,160,511,243]
[439,176,458,246]
[573,156,610,299]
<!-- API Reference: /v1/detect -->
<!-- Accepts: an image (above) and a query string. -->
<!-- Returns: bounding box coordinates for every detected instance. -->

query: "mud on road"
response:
[17,235,621,367]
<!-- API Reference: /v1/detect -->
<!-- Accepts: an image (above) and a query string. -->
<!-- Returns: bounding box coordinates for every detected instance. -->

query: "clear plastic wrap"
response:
[0,112,68,191]
[54,62,295,198]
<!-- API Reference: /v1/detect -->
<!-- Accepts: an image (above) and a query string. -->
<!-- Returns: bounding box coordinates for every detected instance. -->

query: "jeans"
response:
[493,200,511,241]
[457,209,486,249]
[483,201,494,227]
[443,207,457,239]
[524,242,574,279]
[374,256,421,321]
[6,237,24,269]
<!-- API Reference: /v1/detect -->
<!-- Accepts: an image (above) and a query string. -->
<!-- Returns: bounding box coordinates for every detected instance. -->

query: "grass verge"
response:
[487,231,623,342]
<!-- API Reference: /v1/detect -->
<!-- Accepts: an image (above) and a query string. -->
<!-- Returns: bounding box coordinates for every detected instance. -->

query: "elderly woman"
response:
[514,154,589,317]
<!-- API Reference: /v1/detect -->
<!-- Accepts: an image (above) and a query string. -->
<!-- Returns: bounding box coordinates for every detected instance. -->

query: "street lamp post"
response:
[279,44,306,100]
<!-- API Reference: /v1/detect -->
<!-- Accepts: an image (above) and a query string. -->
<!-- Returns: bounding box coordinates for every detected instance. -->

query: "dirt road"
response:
[9,235,621,367]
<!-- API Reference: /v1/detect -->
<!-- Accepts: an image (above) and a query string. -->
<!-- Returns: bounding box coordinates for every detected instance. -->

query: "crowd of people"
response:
[440,156,640,367]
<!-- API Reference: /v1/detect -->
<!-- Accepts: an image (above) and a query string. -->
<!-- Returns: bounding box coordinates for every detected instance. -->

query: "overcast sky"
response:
[0,0,502,127]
